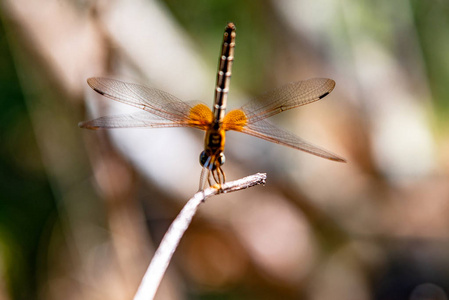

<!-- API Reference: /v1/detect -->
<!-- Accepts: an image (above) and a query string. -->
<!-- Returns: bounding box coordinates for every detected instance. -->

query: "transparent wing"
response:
[241,78,335,123]
[241,119,346,162]
[78,111,192,130]
[87,77,193,122]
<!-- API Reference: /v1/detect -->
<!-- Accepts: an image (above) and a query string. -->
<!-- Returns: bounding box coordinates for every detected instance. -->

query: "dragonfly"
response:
[79,22,345,190]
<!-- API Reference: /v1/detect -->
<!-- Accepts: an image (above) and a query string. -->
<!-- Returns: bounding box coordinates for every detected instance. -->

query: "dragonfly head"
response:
[200,150,225,170]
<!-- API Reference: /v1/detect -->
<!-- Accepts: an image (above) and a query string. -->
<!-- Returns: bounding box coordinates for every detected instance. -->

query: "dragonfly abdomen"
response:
[213,22,236,126]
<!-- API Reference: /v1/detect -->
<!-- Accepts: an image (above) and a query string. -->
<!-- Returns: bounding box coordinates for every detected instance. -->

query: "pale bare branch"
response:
[133,173,267,300]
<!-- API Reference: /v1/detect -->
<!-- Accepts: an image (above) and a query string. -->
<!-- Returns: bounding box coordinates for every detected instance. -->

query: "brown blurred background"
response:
[1,0,449,299]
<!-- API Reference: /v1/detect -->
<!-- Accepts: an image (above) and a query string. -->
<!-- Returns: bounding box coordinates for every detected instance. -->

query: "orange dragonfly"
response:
[79,23,345,189]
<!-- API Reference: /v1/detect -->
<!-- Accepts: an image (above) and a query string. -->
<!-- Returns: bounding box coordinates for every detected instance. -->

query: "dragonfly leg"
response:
[207,156,220,187]
[211,163,225,193]
[211,168,219,184]
[207,171,213,187]
[198,155,213,191]
[198,154,226,191]
[218,165,226,184]
[198,168,207,191]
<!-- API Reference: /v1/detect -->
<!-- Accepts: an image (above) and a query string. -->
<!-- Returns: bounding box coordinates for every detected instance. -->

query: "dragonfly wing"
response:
[87,77,193,121]
[240,119,346,162]
[242,78,335,122]
[79,111,191,130]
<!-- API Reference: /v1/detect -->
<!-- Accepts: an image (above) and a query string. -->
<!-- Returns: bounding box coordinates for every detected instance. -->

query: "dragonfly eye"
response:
[199,150,209,167]
[218,153,225,166]
[199,151,225,169]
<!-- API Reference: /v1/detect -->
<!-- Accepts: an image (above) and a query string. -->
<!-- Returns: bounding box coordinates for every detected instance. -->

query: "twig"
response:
[133,173,267,300]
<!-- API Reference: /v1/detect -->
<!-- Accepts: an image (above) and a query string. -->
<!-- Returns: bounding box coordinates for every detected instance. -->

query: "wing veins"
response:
[241,78,335,123]
[240,119,345,162]
[88,78,192,122]
[78,111,193,130]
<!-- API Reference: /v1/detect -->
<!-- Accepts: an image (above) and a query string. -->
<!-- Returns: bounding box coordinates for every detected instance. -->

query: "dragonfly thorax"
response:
[204,127,226,152]
[201,126,226,168]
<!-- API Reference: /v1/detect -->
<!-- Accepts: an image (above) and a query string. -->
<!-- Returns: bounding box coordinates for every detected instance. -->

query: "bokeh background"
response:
[1,0,449,299]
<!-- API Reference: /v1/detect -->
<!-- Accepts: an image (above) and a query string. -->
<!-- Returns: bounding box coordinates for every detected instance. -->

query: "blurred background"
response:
[1,0,449,299]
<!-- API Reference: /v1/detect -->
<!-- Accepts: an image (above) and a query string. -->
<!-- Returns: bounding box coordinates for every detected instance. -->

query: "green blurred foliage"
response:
[0,18,56,300]
[410,0,449,121]
[162,0,275,94]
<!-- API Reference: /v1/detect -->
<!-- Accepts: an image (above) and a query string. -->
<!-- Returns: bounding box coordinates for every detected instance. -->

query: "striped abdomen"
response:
[213,22,236,129]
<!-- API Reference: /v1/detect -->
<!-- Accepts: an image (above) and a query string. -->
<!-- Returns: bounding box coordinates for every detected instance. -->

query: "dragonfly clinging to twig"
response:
[79,22,346,190]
